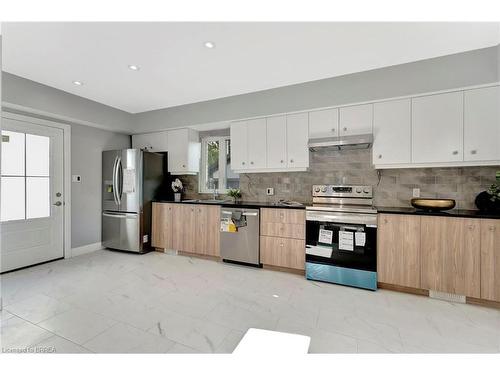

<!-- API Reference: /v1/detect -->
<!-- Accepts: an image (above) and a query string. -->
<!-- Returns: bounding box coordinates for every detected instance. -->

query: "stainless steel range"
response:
[305,185,378,290]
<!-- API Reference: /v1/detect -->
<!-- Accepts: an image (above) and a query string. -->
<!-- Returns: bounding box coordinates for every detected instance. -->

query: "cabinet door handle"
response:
[378,154,382,159]
[343,127,347,132]
[242,162,245,165]
[489,226,496,232]
[470,150,477,155]
[182,164,186,168]
[279,243,284,247]
[290,159,294,163]
[250,161,254,165]
[280,160,284,163]
[452,151,458,155]
[331,128,336,132]
[468,225,474,230]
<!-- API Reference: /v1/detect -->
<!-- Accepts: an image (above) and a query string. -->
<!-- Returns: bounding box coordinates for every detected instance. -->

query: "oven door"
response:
[305,211,377,272]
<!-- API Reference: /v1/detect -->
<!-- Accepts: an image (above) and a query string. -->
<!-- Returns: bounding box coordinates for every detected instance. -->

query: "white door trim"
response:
[1,111,72,259]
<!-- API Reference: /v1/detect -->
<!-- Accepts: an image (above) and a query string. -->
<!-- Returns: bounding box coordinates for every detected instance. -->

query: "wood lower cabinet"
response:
[420,216,481,298]
[151,202,174,249]
[260,208,305,270]
[480,219,500,302]
[260,236,305,270]
[377,214,421,288]
[195,205,220,256]
[152,203,220,257]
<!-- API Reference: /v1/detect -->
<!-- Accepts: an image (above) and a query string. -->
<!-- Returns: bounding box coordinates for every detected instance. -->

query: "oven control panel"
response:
[312,185,373,198]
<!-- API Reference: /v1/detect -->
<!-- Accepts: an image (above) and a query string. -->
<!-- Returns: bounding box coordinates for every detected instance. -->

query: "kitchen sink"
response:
[181,199,229,204]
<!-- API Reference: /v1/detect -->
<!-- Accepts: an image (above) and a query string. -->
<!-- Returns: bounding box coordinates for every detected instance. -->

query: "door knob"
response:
[53,201,62,206]
[56,192,62,197]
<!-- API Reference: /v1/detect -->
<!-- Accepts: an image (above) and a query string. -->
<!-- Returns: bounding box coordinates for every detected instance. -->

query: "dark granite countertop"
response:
[153,199,307,210]
[376,206,500,220]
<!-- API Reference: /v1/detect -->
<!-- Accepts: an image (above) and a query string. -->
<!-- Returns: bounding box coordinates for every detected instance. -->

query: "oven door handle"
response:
[306,211,377,226]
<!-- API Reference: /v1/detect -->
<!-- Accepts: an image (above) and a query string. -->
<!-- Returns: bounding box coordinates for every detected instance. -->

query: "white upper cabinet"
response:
[372,99,411,165]
[266,115,287,169]
[230,120,248,170]
[412,92,463,164]
[286,112,309,169]
[308,108,339,138]
[246,118,267,169]
[167,128,200,175]
[132,131,168,151]
[464,86,500,162]
[339,104,373,136]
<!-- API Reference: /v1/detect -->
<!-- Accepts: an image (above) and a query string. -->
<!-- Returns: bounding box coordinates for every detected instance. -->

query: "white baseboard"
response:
[70,242,103,257]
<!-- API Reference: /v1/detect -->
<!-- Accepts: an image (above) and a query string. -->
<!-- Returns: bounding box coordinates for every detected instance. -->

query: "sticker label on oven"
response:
[339,230,354,251]
[318,229,333,244]
[355,232,366,247]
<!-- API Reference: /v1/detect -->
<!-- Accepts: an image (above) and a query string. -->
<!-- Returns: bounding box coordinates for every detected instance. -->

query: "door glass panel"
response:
[1,130,25,176]
[1,177,26,221]
[26,134,50,176]
[27,177,50,219]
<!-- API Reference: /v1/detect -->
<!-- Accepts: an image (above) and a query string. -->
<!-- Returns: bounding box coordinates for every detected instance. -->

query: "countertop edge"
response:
[152,200,307,210]
[376,207,500,220]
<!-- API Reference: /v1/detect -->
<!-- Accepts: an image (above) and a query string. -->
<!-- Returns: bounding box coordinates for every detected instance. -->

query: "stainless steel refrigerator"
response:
[102,149,167,253]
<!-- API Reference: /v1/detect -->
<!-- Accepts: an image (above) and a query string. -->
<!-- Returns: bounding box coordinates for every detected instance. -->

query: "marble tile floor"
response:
[1,250,499,354]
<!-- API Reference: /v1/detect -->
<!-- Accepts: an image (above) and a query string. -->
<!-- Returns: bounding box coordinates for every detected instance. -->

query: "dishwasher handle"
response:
[221,210,258,216]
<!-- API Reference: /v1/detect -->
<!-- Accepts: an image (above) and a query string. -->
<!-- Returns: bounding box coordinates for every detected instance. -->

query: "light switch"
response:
[72,175,82,183]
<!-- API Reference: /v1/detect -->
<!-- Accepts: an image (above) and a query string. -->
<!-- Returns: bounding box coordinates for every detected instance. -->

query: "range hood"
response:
[308,134,373,152]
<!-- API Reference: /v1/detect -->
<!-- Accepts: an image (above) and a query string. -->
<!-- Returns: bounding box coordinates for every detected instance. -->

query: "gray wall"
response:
[133,46,500,132]
[1,72,131,249]
[71,124,130,248]
[2,72,133,133]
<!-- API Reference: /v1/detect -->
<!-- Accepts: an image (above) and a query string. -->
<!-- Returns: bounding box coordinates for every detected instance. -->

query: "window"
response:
[1,130,51,222]
[199,136,239,193]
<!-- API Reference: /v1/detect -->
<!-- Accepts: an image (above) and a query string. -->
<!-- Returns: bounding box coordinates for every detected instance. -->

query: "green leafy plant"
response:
[227,188,242,199]
[487,170,500,202]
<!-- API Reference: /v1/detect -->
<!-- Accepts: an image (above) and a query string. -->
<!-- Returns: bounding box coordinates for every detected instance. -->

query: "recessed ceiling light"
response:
[128,64,140,71]
[204,41,215,49]
[72,80,83,86]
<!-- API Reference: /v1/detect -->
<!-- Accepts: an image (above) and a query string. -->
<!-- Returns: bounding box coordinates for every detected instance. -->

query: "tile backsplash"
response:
[177,148,499,210]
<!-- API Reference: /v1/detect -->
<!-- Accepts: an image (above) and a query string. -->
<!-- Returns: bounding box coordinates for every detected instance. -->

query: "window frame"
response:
[199,135,232,194]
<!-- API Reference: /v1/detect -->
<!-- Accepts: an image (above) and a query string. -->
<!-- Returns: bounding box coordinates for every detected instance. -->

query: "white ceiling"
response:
[2,22,499,114]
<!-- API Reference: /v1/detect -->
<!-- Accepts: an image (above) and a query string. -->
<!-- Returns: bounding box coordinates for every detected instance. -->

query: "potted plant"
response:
[171,178,183,202]
[475,171,500,213]
[227,188,242,203]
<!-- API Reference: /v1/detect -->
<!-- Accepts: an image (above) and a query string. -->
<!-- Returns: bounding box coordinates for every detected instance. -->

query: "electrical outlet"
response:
[266,187,274,196]
[412,188,420,198]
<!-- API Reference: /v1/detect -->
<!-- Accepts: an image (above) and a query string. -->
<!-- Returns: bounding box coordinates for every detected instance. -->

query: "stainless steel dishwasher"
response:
[220,207,260,266]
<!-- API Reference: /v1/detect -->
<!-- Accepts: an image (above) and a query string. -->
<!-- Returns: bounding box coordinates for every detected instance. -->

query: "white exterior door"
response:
[1,117,64,272]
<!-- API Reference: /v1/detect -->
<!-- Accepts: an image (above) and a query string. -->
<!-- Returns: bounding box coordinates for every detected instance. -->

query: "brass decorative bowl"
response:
[411,198,456,212]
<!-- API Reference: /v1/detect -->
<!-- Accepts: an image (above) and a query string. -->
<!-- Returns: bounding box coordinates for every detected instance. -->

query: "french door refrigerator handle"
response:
[115,157,123,205]
[112,156,119,205]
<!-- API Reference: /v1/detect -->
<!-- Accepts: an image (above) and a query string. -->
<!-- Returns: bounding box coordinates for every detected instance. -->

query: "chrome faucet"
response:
[208,178,218,200]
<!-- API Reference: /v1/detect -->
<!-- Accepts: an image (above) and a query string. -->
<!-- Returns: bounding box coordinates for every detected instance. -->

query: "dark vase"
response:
[475,191,500,213]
